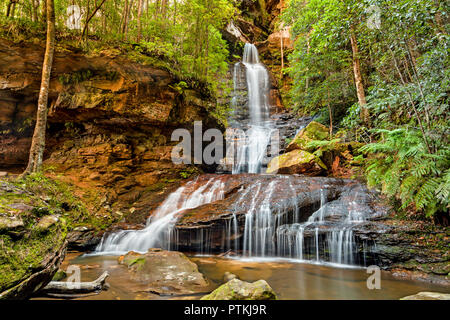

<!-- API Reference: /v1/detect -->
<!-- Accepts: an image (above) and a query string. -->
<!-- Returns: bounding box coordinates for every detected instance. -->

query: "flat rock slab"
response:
[118,249,209,295]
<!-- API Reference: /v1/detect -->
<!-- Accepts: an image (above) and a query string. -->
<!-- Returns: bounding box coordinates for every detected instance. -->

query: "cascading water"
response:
[96,177,225,254]
[95,44,374,267]
[228,43,276,174]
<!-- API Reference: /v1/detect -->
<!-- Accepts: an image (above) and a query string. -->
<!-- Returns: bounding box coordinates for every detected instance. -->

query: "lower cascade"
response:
[96,45,379,267]
[96,178,225,254]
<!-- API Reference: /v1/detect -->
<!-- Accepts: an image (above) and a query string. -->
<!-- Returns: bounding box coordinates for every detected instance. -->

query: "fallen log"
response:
[39,271,109,297]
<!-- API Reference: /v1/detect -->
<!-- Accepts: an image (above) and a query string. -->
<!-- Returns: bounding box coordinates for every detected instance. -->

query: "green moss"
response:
[0,217,67,292]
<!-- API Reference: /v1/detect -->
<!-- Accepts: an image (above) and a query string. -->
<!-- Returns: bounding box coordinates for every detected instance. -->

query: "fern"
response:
[362,128,450,218]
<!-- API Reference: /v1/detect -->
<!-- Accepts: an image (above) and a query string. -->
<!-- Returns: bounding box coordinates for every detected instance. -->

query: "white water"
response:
[230,43,275,174]
[96,178,225,254]
[95,45,371,267]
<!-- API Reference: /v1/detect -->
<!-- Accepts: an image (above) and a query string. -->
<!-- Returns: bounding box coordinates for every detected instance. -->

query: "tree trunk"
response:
[40,272,109,297]
[32,0,39,22]
[279,7,284,82]
[137,0,143,42]
[350,26,369,125]
[82,0,108,39]
[121,0,129,35]
[40,0,46,22]
[23,0,55,176]
[161,0,168,19]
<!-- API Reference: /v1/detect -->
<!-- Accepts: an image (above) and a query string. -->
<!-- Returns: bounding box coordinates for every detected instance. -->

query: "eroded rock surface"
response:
[0,181,67,299]
[201,278,277,300]
[118,249,210,296]
[0,38,222,226]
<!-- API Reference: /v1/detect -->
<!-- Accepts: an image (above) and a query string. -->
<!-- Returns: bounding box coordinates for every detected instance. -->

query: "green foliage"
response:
[361,129,450,217]
[58,69,94,85]
[13,172,113,230]
[284,0,449,219]
[1,0,238,102]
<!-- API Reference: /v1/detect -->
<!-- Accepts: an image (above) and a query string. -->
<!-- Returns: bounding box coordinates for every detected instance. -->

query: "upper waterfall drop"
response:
[227,43,276,174]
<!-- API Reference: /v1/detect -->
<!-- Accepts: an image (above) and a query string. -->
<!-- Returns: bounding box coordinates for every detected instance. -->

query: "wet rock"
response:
[266,149,327,175]
[173,174,373,253]
[66,227,103,251]
[400,292,450,300]
[118,249,209,295]
[201,278,277,300]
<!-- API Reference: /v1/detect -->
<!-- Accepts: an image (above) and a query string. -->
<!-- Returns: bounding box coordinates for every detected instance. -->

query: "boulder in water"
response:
[201,278,277,300]
[118,249,210,295]
[266,149,327,175]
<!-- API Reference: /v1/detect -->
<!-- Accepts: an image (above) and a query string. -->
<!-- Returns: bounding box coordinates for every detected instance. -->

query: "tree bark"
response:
[350,26,369,125]
[32,0,39,22]
[82,0,108,39]
[22,0,55,176]
[40,0,46,22]
[137,0,143,42]
[6,0,18,18]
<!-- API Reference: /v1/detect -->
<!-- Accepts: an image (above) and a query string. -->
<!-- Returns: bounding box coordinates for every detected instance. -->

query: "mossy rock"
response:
[201,278,277,300]
[52,269,67,282]
[286,121,329,152]
[266,149,327,176]
[400,292,450,300]
[0,177,76,299]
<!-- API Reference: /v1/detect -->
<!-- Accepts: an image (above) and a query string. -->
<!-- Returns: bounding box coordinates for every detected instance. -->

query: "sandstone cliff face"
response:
[0,38,222,223]
[222,0,292,110]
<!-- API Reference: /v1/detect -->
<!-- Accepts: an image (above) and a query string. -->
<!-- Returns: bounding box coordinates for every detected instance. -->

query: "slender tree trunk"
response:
[41,0,46,22]
[350,26,369,125]
[137,0,143,42]
[279,8,284,82]
[327,89,332,137]
[305,31,311,94]
[388,46,432,153]
[280,32,284,81]
[121,0,129,35]
[82,0,108,39]
[161,0,168,19]
[23,0,55,176]
[154,0,160,18]
[32,0,39,22]
[11,1,17,18]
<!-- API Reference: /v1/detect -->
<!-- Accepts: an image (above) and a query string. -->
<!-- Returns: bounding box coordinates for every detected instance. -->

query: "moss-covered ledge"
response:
[0,173,114,299]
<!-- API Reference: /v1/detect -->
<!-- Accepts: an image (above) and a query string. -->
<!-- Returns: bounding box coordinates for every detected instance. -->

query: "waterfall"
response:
[94,44,373,268]
[96,177,225,254]
[229,43,275,174]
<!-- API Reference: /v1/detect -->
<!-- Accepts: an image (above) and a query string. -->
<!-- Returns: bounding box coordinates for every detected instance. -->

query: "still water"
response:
[47,252,449,300]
